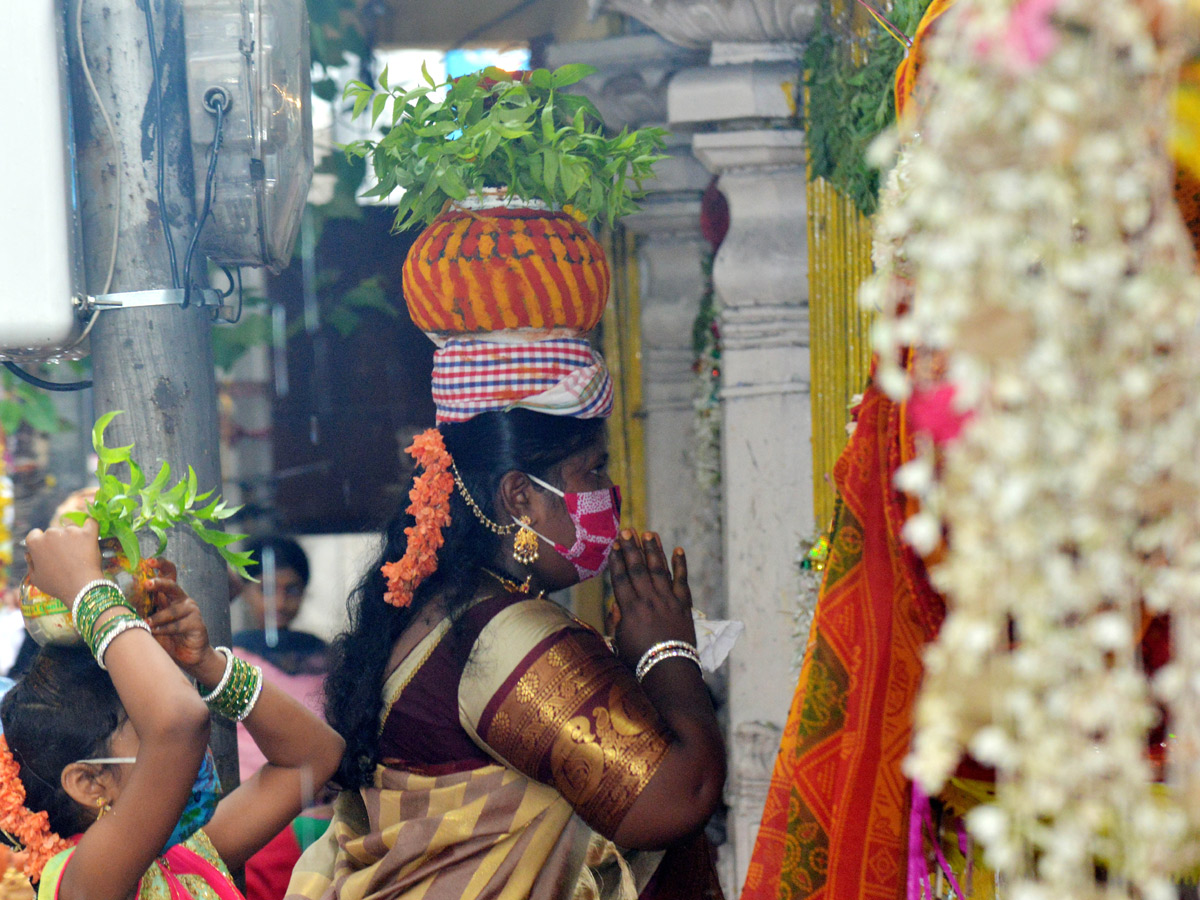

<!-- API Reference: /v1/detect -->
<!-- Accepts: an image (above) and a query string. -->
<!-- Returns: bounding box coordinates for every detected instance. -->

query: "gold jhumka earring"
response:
[451,462,539,581]
[512,517,539,566]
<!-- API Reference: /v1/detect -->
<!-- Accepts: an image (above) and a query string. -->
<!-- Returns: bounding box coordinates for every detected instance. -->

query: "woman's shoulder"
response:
[464,593,596,651]
[459,595,616,724]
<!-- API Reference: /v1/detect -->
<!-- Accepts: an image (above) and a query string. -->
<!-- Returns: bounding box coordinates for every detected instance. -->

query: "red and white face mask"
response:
[525,474,622,581]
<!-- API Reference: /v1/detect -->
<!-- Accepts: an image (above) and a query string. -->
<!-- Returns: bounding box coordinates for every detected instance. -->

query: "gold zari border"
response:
[481,631,670,836]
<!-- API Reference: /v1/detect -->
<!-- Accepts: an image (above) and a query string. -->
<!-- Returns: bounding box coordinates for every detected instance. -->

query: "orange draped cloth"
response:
[741,380,945,900]
[743,4,959,895]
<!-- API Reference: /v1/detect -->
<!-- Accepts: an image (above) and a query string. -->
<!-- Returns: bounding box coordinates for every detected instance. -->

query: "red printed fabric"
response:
[741,380,945,900]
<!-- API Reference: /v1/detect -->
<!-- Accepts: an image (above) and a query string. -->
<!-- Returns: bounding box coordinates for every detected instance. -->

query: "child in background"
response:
[230,537,330,900]
[231,536,327,724]
[0,519,344,900]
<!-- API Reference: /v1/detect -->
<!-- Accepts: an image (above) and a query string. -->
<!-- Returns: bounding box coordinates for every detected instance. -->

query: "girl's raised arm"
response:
[146,580,345,871]
[25,521,211,900]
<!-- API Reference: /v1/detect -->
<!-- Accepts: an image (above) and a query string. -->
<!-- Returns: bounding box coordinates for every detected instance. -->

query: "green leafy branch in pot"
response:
[342,63,668,231]
[63,411,255,578]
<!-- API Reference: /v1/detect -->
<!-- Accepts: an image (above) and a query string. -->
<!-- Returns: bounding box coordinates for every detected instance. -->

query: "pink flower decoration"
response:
[909,384,975,445]
[1003,0,1061,71]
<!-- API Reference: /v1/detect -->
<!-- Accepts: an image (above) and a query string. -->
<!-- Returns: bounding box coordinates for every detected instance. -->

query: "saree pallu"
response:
[286,597,717,900]
[741,381,945,900]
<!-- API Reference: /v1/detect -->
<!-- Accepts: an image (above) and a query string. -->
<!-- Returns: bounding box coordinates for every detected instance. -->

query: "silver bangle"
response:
[637,647,701,683]
[635,640,699,682]
[199,647,235,702]
[72,579,122,617]
[95,619,152,670]
[237,665,265,722]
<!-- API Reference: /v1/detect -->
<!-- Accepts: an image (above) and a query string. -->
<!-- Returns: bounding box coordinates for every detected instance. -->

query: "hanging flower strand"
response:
[0,736,70,881]
[380,428,454,608]
[863,0,1200,895]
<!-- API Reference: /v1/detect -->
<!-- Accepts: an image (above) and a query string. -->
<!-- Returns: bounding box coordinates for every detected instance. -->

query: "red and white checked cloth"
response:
[431,338,614,424]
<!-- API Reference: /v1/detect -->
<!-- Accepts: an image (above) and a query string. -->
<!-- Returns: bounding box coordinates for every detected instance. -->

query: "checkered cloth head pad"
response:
[431,338,614,424]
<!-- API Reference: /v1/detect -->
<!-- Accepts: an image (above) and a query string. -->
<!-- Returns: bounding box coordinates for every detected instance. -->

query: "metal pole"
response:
[68,0,238,789]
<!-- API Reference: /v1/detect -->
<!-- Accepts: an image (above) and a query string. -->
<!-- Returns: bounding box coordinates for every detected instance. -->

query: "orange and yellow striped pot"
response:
[402,205,610,337]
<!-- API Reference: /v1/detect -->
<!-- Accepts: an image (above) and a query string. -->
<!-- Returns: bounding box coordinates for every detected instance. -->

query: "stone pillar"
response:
[555,13,814,894]
[546,35,721,613]
[621,144,718,612]
[689,86,810,894]
[591,10,813,895]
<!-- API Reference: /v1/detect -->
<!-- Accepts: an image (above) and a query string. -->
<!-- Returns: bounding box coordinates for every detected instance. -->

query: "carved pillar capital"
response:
[546,34,706,131]
[589,0,815,49]
[670,60,802,126]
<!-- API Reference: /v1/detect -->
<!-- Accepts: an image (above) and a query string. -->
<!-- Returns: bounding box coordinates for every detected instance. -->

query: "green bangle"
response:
[88,611,144,660]
[74,585,132,647]
[93,616,151,670]
[204,652,264,722]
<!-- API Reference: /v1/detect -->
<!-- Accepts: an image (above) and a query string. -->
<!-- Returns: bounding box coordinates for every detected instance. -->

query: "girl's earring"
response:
[96,797,111,818]
[512,516,539,566]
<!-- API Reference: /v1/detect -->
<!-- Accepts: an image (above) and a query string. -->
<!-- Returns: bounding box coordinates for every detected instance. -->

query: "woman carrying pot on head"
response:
[287,338,726,900]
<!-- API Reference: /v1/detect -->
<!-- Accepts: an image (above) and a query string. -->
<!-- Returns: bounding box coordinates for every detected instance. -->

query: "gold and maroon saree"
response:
[285,595,721,900]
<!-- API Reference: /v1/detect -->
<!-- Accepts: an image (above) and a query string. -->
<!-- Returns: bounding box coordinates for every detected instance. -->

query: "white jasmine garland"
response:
[863,0,1200,896]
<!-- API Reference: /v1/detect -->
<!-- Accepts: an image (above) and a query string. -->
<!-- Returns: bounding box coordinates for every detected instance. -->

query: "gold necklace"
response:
[480,567,533,595]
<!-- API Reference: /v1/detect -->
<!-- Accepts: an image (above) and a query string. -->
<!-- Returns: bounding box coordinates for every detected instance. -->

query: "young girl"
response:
[0,519,345,900]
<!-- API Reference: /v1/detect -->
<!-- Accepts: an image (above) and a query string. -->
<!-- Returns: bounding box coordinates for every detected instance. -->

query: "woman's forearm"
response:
[240,681,344,774]
[190,646,342,775]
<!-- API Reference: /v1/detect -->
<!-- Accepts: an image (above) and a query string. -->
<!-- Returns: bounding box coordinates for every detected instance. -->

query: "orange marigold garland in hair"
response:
[0,735,69,880]
[381,429,454,608]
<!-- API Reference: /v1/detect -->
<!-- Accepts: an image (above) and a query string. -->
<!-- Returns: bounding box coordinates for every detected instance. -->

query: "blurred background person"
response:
[231,535,331,900]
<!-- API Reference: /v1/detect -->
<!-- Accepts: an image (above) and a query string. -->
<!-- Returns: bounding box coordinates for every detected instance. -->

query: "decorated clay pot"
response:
[21,538,160,647]
[402,193,610,339]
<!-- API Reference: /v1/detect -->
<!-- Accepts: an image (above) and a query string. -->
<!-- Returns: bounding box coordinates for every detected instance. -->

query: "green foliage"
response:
[323,276,393,337]
[343,64,667,231]
[0,368,70,436]
[804,0,933,216]
[309,151,368,239]
[212,297,273,372]
[307,0,369,103]
[64,411,254,578]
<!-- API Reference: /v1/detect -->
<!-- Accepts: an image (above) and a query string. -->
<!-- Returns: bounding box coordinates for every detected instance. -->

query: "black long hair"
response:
[0,646,127,837]
[324,409,605,788]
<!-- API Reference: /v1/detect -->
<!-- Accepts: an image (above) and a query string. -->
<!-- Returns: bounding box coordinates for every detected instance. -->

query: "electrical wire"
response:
[143,0,181,288]
[211,265,245,324]
[217,266,237,299]
[181,94,227,309]
[220,266,245,324]
[74,0,120,294]
[3,362,93,393]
